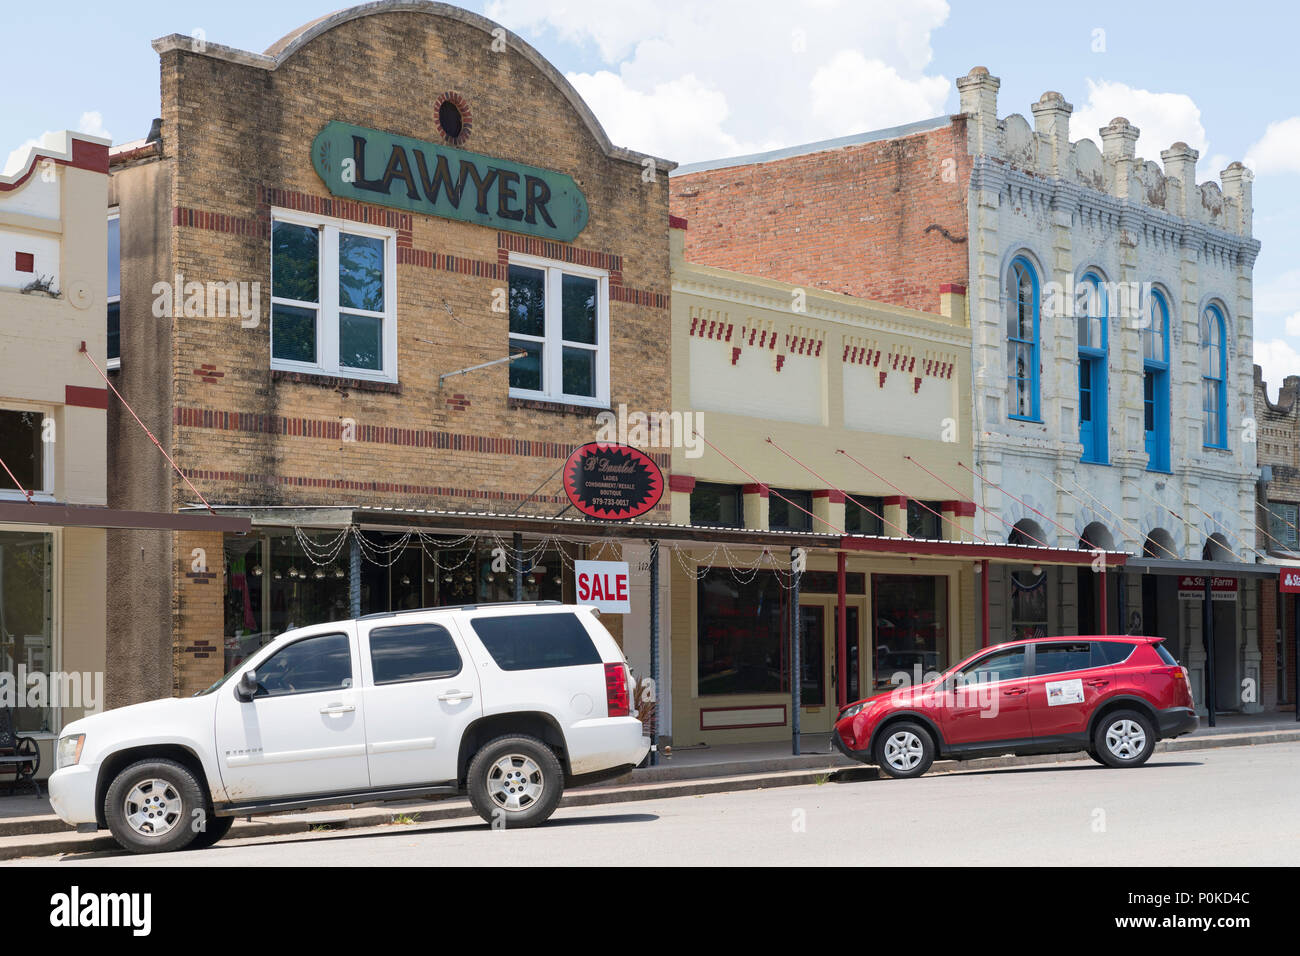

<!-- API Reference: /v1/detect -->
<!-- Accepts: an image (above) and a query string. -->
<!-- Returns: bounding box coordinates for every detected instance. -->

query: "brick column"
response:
[942,500,977,541]
[883,495,907,537]
[743,483,770,529]
[668,474,695,524]
[813,489,846,534]
[174,530,226,698]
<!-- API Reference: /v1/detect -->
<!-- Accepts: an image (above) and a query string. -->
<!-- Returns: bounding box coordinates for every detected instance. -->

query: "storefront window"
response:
[845,495,883,535]
[769,489,812,531]
[223,533,568,673]
[906,500,944,539]
[1010,568,1048,640]
[690,483,743,528]
[872,574,948,690]
[0,530,54,733]
[697,569,788,696]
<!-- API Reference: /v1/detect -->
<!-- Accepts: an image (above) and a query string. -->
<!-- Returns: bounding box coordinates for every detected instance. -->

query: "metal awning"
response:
[1125,557,1281,578]
[182,503,1127,567]
[1,500,251,533]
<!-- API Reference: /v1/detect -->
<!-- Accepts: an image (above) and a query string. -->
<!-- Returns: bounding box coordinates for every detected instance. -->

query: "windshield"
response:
[193,635,281,696]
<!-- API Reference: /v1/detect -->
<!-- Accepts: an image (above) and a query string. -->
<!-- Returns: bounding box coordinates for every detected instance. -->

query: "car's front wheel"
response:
[1093,710,1155,768]
[467,735,564,828]
[188,811,235,849]
[103,759,206,854]
[873,721,935,779]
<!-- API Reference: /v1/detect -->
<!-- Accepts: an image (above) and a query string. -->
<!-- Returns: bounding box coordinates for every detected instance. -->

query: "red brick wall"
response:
[670,118,971,314]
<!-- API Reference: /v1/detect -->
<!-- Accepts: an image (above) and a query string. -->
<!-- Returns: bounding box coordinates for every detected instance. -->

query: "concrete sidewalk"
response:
[2,712,1296,860]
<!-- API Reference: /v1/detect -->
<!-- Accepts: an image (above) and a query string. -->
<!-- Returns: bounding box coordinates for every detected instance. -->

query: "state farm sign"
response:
[1177,576,1238,601]
[574,560,631,614]
[1280,568,1300,594]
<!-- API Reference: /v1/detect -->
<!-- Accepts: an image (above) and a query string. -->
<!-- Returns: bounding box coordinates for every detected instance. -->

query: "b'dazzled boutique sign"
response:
[311,121,589,241]
[563,443,663,521]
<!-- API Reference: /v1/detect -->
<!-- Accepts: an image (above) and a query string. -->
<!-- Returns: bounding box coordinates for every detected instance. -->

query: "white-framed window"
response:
[270,208,398,382]
[107,209,120,370]
[0,403,55,502]
[507,253,610,407]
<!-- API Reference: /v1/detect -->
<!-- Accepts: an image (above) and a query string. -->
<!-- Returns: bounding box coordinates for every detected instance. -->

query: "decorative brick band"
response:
[184,468,674,514]
[498,232,622,272]
[668,474,697,493]
[689,315,733,341]
[173,406,670,468]
[65,385,108,409]
[397,245,503,278]
[173,206,269,238]
[257,186,411,232]
[610,284,670,309]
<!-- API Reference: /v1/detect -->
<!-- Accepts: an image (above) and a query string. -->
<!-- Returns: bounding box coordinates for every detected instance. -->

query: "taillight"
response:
[605,663,630,717]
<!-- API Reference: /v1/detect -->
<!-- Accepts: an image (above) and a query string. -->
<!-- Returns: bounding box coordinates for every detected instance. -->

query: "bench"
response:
[0,708,41,798]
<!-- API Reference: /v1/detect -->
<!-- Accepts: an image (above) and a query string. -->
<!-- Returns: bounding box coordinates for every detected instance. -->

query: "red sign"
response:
[562,442,663,520]
[574,560,631,613]
[1280,569,1300,594]
[1177,576,1238,601]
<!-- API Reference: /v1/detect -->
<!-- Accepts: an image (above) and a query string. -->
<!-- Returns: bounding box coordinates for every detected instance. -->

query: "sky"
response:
[3,0,1295,395]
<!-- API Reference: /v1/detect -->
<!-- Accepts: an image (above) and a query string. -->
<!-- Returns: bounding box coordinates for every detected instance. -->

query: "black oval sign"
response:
[562,443,664,520]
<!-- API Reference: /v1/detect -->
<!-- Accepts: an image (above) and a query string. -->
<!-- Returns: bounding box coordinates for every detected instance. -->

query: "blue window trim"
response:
[1143,290,1171,473]
[1201,304,1228,449]
[1006,256,1041,422]
[1077,271,1109,464]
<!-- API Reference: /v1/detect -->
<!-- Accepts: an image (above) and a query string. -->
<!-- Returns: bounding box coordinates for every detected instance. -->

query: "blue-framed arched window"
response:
[1077,271,1108,463]
[1143,289,1171,472]
[1201,304,1227,448]
[1006,257,1040,421]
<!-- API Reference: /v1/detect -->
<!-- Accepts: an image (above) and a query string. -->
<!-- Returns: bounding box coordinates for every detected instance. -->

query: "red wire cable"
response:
[695,432,843,535]
[903,455,1051,549]
[760,438,910,538]
[0,454,34,503]
[834,447,989,543]
[957,461,1098,551]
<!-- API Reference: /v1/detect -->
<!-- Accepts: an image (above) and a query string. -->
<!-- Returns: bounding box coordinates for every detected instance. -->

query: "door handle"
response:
[1086,679,1109,687]
[319,704,355,715]
[1003,687,1027,696]
[438,690,474,702]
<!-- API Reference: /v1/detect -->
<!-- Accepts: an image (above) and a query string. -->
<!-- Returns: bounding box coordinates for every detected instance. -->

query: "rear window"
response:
[1093,641,1138,665]
[469,612,602,671]
[1153,642,1178,666]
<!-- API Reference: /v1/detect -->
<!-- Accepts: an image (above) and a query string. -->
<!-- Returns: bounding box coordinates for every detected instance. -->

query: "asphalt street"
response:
[11,742,1300,866]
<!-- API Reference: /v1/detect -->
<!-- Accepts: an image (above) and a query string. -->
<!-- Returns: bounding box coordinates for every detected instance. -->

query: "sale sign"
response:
[574,560,631,614]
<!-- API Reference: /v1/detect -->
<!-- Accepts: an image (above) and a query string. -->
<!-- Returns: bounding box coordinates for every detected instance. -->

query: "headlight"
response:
[839,702,867,720]
[56,734,85,770]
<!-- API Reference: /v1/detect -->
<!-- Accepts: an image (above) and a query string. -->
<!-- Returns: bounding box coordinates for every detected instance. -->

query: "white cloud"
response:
[1287,312,1300,337]
[1256,268,1300,322]
[1069,79,1208,165]
[1255,337,1300,401]
[486,0,953,163]
[3,111,111,176]
[1246,116,1300,175]
[809,51,950,136]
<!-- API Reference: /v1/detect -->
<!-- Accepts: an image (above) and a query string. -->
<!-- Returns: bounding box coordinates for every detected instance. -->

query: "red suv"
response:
[831,636,1197,778]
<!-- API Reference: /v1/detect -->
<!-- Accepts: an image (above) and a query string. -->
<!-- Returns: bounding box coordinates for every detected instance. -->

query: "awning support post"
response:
[791,548,802,756]
[349,531,361,618]
[836,551,847,709]
[980,559,990,647]
[1117,567,1126,634]
[1293,589,1298,724]
[1099,561,1108,635]
[512,532,524,601]
[649,539,660,765]
[1203,576,1217,727]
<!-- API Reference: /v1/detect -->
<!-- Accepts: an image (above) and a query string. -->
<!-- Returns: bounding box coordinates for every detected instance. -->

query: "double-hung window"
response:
[1143,290,1171,472]
[107,211,121,369]
[1201,304,1227,448]
[508,255,609,406]
[1077,272,1108,463]
[270,211,397,382]
[1006,257,1040,421]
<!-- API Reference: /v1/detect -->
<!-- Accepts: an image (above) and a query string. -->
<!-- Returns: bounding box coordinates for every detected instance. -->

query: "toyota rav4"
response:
[49,602,649,853]
[832,635,1197,778]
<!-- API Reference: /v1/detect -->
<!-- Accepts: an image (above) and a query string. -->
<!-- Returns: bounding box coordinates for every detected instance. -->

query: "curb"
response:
[3,728,1298,861]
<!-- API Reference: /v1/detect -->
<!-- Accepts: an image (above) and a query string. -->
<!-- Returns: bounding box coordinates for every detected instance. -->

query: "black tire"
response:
[1092,709,1155,768]
[872,720,935,779]
[188,811,235,849]
[466,734,564,828]
[103,758,205,854]
[1084,747,1107,766]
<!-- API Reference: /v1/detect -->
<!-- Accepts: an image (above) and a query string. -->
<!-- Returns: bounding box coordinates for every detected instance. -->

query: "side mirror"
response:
[234,670,258,703]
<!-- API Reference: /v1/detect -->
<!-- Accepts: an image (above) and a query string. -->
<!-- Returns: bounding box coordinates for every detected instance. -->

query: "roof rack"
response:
[356,600,563,621]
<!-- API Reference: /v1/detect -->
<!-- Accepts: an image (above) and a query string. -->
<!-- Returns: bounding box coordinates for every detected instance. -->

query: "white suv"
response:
[49,602,649,853]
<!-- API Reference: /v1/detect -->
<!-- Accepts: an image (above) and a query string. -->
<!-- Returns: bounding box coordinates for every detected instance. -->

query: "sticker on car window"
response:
[1045,678,1084,706]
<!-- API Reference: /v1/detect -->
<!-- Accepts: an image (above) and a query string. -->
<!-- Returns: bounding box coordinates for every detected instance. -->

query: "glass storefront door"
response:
[798,598,865,731]
[0,529,54,733]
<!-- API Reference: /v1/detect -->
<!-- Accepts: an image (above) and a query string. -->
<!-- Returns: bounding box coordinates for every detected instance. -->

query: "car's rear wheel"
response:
[467,735,564,828]
[873,721,935,779]
[1093,710,1155,768]
[103,759,205,854]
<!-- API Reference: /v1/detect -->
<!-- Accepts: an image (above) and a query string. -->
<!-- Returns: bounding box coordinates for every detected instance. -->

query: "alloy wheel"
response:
[1104,719,1147,760]
[883,730,924,771]
[486,754,545,812]
[123,778,184,837]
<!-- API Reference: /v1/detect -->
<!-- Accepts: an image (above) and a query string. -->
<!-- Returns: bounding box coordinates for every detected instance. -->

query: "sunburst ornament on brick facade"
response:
[434,91,473,147]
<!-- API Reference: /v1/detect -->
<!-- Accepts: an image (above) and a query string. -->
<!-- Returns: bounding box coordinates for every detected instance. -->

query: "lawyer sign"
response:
[574,560,631,614]
[311,121,589,241]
